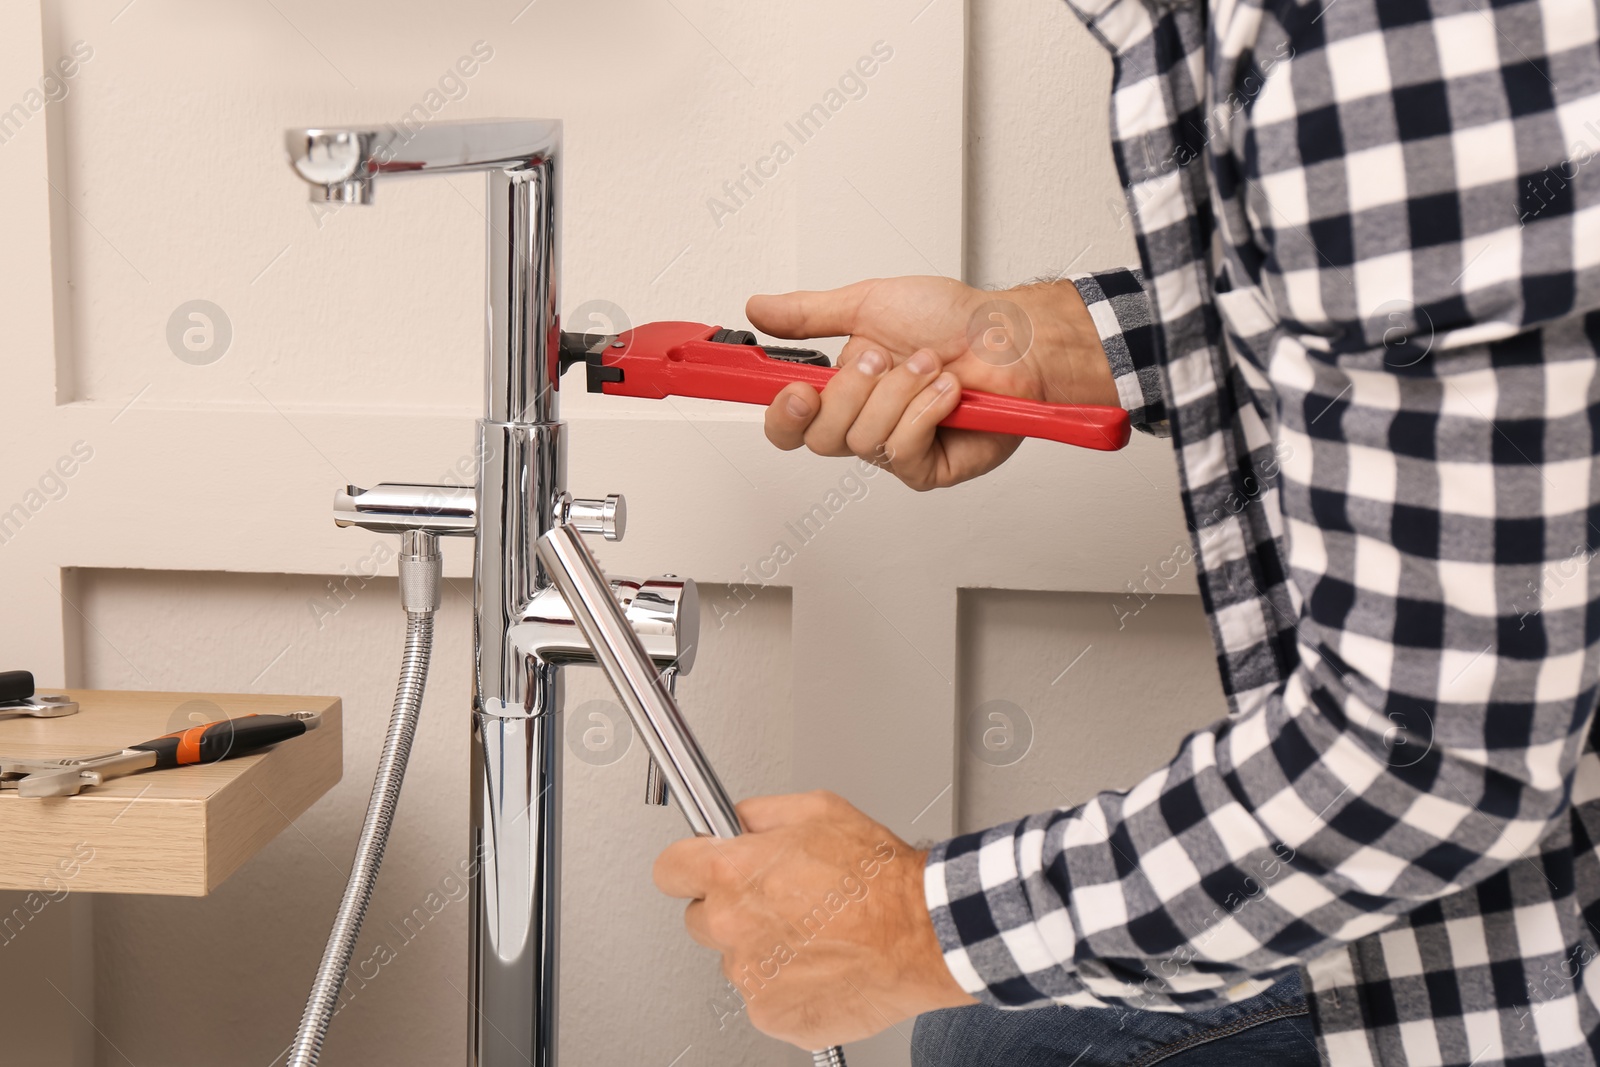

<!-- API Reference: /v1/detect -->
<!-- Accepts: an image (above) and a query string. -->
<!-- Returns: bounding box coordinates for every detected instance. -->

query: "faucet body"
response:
[287,117,849,1067]
[287,119,686,1067]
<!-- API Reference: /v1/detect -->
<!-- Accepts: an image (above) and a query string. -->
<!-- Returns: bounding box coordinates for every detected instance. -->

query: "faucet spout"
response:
[284,118,563,426]
[284,119,562,198]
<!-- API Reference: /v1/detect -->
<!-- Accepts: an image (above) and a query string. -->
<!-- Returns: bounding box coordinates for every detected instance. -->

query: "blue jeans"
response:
[911,971,1317,1067]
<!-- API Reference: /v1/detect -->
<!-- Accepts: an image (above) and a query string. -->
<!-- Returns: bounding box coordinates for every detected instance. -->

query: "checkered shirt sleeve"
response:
[1074,268,1171,435]
[925,0,1600,1062]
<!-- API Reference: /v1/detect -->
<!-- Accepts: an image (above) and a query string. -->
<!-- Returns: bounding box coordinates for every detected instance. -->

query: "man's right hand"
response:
[748,276,1115,490]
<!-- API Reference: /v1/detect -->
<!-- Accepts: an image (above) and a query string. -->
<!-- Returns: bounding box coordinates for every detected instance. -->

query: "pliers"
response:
[0,710,322,798]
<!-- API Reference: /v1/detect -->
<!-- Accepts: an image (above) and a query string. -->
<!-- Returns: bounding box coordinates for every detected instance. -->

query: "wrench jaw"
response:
[0,695,81,722]
[12,768,96,798]
[0,750,156,798]
[0,765,82,797]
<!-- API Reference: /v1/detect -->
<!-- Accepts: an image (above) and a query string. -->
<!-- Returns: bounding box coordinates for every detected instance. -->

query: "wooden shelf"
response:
[0,690,342,896]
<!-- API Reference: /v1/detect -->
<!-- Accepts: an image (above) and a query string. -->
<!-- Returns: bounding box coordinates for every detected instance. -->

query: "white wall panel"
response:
[958,590,1228,835]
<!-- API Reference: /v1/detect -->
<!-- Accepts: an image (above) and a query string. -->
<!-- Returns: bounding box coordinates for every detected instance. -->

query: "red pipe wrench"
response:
[560,322,1131,452]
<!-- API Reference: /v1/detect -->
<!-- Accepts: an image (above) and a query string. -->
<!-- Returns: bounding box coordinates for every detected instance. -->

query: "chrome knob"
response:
[564,494,626,542]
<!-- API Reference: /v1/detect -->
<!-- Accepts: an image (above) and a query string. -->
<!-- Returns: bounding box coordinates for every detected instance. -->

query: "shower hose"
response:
[286,531,440,1067]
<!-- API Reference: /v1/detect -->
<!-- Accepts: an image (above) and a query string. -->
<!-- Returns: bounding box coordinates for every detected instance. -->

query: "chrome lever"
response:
[536,524,738,837]
[333,483,627,543]
[334,483,476,536]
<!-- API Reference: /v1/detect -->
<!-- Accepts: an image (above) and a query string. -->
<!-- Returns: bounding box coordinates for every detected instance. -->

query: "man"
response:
[651,0,1600,1064]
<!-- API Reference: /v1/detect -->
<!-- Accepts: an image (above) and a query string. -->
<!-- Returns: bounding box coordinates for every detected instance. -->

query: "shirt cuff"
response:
[1071,268,1169,437]
[924,823,1054,1008]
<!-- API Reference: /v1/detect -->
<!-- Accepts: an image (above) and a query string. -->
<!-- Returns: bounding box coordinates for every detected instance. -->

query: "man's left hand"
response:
[653,790,976,1048]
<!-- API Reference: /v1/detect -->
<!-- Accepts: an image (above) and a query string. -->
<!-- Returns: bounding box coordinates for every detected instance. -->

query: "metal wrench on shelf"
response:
[0,670,79,721]
[0,710,322,798]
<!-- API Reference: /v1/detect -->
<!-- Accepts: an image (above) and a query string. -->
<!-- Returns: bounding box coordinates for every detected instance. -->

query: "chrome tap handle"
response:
[333,483,476,536]
[562,493,627,542]
[537,525,737,837]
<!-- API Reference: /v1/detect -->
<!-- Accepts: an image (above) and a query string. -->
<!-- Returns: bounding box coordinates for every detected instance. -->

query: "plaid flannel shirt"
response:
[924,0,1600,1063]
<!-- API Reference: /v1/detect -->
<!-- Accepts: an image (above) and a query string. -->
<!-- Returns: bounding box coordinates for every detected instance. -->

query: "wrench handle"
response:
[133,714,311,769]
[579,325,1132,452]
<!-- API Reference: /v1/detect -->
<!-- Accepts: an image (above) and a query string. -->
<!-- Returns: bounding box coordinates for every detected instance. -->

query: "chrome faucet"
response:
[284,118,846,1067]
[285,119,693,1067]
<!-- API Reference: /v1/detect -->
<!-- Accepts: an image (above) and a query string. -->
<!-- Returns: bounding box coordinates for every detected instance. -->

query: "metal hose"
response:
[287,532,440,1067]
[812,1049,848,1066]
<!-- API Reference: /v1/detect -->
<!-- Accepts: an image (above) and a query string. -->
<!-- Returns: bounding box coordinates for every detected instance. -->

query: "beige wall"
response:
[958,2,1220,832]
[968,0,1134,284]
[0,1,1226,1066]
[958,590,1228,835]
